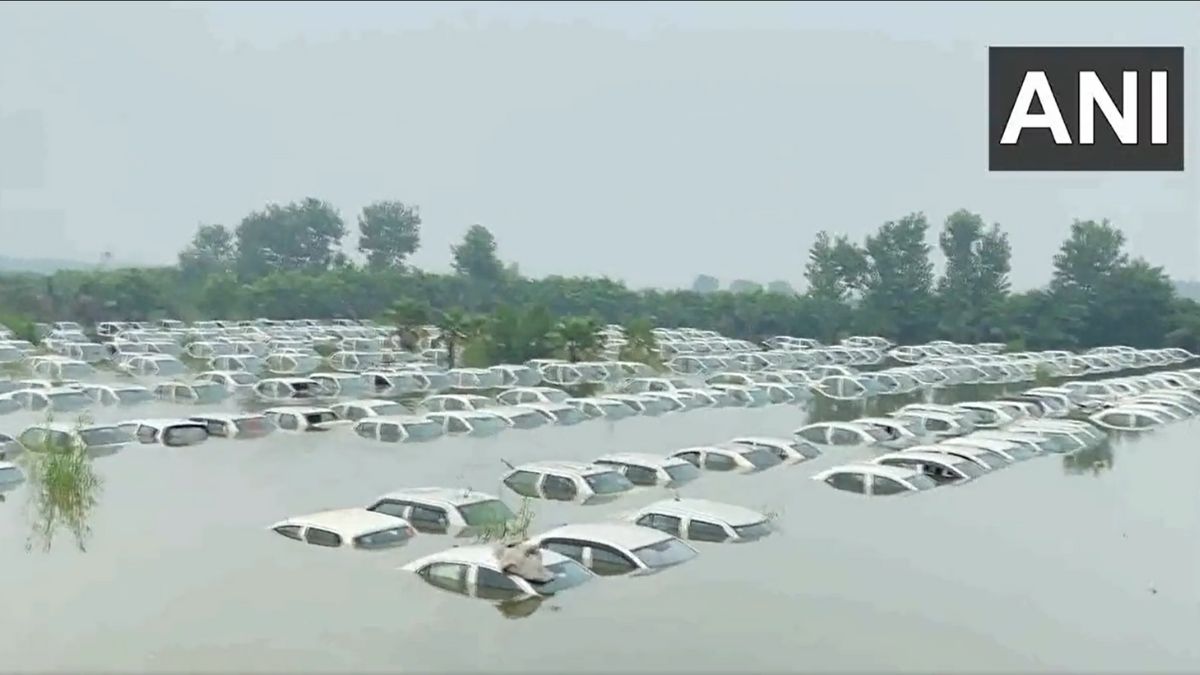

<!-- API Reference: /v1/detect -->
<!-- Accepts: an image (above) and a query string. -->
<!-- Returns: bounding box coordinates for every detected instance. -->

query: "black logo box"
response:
[989,46,1184,171]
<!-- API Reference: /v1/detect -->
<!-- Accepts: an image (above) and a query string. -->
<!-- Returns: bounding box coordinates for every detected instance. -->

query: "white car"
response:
[529,523,698,576]
[366,487,517,536]
[811,463,939,496]
[420,394,494,413]
[487,406,551,430]
[871,451,989,485]
[193,370,259,394]
[495,386,570,406]
[501,461,634,505]
[669,444,783,473]
[591,452,703,487]
[793,421,892,448]
[153,381,230,404]
[117,418,210,447]
[188,413,276,440]
[352,415,445,443]
[2,387,93,412]
[1088,406,1169,431]
[600,394,670,416]
[331,399,412,421]
[263,407,351,432]
[269,509,415,550]
[401,544,594,601]
[626,498,775,543]
[515,402,588,426]
[728,436,822,463]
[81,384,155,407]
[121,354,190,379]
[425,411,509,437]
[17,422,134,458]
[254,377,327,402]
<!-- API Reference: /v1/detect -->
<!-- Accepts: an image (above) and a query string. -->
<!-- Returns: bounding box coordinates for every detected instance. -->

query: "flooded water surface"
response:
[1,397,1198,672]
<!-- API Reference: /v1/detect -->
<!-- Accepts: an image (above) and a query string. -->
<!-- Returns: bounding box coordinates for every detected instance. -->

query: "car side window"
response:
[503,471,541,498]
[420,562,469,595]
[687,520,730,543]
[474,567,524,601]
[871,475,910,496]
[589,545,638,576]
[637,513,683,537]
[446,417,469,433]
[542,475,578,501]
[136,425,157,443]
[408,506,449,534]
[273,525,303,541]
[379,423,402,443]
[541,540,585,563]
[304,527,342,547]
[355,422,377,440]
[674,451,701,467]
[797,426,827,443]
[825,472,866,494]
[277,414,298,431]
[703,453,737,471]
[829,428,861,445]
[369,500,411,519]
[927,418,951,432]
[622,465,658,486]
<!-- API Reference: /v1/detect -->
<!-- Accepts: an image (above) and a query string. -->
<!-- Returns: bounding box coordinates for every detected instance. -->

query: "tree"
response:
[382,298,431,351]
[551,316,602,362]
[691,274,720,294]
[766,280,796,296]
[804,231,866,303]
[435,309,470,368]
[728,279,763,294]
[451,225,504,282]
[358,201,422,270]
[618,317,662,369]
[178,224,234,280]
[936,210,1012,340]
[234,198,346,280]
[859,213,936,342]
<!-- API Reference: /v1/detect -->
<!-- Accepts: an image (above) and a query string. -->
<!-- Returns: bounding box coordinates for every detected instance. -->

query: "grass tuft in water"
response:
[18,410,104,553]
[472,497,536,545]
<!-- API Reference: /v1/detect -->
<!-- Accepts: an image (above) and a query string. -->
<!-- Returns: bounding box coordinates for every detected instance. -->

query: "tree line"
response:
[1,196,1198,354]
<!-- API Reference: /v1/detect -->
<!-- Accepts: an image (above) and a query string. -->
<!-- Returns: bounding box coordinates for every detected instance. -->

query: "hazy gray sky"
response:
[1,1,1196,289]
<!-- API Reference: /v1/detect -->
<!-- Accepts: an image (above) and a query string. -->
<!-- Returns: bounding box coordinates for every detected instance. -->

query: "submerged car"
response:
[626,498,775,543]
[367,487,516,536]
[811,463,939,496]
[669,444,782,473]
[501,461,634,505]
[529,523,698,576]
[592,452,702,487]
[401,544,595,601]
[270,509,415,550]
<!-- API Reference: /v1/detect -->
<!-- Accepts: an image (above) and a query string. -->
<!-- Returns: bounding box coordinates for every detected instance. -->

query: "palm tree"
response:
[552,316,602,363]
[382,299,430,352]
[618,316,662,369]
[434,309,488,368]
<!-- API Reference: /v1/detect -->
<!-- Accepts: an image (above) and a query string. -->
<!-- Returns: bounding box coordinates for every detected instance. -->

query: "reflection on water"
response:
[0,385,1198,671]
[1063,440,1115,476]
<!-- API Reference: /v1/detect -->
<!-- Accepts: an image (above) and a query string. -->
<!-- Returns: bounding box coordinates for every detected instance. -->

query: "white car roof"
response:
[373,487,500,507]
[940,438,1019,452]
[25,422,121,434]
[264,406,336,416]
[263,377,319,384]
[401,543,572,571]
[339,398,405,408]
[488,406,543,418]
[358,414,436,425]
[875,451,970,466]
[121,418,206,428]
[271,508,409,538]
[812,463,927,482]
[594,452,691,468]
[515,402,573,412]
[533,522,674,550]
[511,460,610,476]
[633,498,765,526]
[729,436,796,447]
[189,413,265,423]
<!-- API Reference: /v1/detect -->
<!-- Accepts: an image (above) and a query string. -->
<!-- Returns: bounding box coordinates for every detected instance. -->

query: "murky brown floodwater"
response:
[2,381,1198,672]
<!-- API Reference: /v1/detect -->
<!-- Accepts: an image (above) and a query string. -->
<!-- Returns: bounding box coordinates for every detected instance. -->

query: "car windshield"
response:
[529,559,592,595]
[79,427,133,446]
[733,521,774,540]
[234,417,275,437]
[47,391,90,409]
[115,388,154,404]
[509,412,547,429]
[457,499,517,527]
[192,383,228,403]
[154,360,188,376]
[788,441,822,459]
[631,537,697,568]
[540,389,569,403]
[402,421,443,441]
[739,448,782,469]
[551,408,586,424]
[1003,444,1038,461]
[1041,435,1078,452]
[597,401,634,418]
[353,526,413,549]
[861,426,893,442]
[231,372,257,385]
[369,403,406,416]
[468,416,507,435]
[951,459,987,480]
[664,462,701,485]
[583,471,633,495]
[163,425,207,446]
[905,473,938,490]
[305,411,339,425]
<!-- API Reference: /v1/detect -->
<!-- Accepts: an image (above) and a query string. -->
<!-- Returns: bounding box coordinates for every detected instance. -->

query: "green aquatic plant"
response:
[472,496,536,545]
[18,410,104,552]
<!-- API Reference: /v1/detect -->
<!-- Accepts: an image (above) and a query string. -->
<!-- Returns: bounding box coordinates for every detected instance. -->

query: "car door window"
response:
[622,465,658,486]
[369,499,411,519]
[825,472,867,494]
[927,418,951,432]
[503,471,542,498]
[304,527,343,547]
[541,540,585,563]
[871,475,910,496]
[674,451,701,467]
[474,567,525,601]
[103,390,120,406]
[589,545,638,576]
[797,426,828,443]
[703,453,737,471]
[408,506,450,534]
[355,422,377,440]
[829,428,861,445]
[136,425,157,443]
[379,423,402,443]
[19,428,46,449]
[421,563,469,595]
[541,475,578,501]
[277,414,298,431]
[687,520,730,543]
[636,513,683,537]
[273,525,303,541]
[446,417,469,433]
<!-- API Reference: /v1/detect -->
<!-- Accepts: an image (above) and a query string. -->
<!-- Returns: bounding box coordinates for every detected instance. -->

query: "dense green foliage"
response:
[2,198,1199,352]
